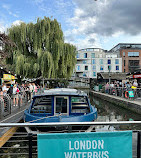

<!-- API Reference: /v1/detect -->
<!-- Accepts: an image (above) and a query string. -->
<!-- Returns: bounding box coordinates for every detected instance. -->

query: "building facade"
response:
[75,48,122,78]
[110,43,141,73]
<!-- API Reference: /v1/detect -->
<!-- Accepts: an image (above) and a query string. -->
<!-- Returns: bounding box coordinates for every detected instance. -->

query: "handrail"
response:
[0,121,141,127]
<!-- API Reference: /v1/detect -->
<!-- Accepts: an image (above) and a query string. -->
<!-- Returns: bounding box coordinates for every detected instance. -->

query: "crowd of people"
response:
[104,80,140,99]
[0,82,41,106]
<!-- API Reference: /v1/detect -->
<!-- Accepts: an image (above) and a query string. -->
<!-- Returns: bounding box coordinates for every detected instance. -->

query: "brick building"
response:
[110,43,141,73]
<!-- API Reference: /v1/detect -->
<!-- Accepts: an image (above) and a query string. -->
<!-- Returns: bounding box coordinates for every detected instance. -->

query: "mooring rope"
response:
[26,114,62,123]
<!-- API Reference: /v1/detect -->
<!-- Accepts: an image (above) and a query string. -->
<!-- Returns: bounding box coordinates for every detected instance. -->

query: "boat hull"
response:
[24,108,97,123]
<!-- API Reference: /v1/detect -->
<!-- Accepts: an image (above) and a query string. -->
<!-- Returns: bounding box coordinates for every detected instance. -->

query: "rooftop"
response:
[98,73,126,80]
[78,48,106,52]
[110,43,141,52]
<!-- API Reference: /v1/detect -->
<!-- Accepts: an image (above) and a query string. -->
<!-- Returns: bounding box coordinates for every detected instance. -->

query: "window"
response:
[81,49,87,51]
[123,52,125,57]
[99,59,103,64]
[77,53,80,58]
[83,60,87,64]
[108,59,111,64]
[116,66,119,70]
[100,65,104,71]
[93,72,96,77]
[124,60,126,66]
[124,69,125,72]
[87,48,93,51]
[71,96,88,113]
[92,65,96,70]
[77,65,80,71]
[128,52,139,57]
[83,73,86,77]
[84,53,87,58]
[32,96,52,113]
[91,53,95,58]
[108,65,111,71]
[56,97,67,113]
[92,59,96,64]
[85,66,88,70]
[129,60,139,67]
[115,59,119,64]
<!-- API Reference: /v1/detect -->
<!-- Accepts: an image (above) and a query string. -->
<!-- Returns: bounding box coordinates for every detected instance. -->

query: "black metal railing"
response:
[0,91,32,120]
[0,122,140,158]
[101,87,141,100]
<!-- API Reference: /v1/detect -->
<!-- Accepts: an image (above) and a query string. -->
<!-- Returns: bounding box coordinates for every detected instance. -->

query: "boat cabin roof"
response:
[33,88,87,98]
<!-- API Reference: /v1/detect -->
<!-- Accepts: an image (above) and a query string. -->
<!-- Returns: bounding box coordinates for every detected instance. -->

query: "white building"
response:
[75,48,122,78]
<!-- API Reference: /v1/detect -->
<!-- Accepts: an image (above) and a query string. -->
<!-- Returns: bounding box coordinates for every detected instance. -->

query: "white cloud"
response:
[65,0,141,49]
[2,4,10,10]
[12,20,23,26]
[2,4,19,18]
[0,20,9,33]
[0,23,5,33]
[65,31,101,49]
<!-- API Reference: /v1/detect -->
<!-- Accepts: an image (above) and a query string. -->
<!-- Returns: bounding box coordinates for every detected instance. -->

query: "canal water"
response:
[89,91,141,131]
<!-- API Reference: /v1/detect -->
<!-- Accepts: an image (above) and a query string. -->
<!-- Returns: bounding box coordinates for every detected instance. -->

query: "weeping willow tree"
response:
[7,17,76,79]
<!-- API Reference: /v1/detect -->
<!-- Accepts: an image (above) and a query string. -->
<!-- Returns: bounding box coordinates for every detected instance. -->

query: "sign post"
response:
[38,131,132,158]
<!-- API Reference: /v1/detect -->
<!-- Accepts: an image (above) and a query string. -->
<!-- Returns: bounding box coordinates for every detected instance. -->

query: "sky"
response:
[1,0,141,50]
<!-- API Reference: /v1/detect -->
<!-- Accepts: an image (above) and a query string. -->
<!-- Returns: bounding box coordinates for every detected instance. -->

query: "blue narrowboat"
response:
[24,88,97,124]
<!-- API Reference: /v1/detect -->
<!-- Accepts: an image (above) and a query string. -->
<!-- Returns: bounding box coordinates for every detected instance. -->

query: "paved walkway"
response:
[0,101,30,137]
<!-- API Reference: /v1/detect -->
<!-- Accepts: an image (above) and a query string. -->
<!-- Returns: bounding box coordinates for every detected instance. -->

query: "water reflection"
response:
[89,92,141,131]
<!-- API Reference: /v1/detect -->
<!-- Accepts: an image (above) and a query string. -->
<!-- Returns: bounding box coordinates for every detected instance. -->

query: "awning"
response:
[98,73,126,80]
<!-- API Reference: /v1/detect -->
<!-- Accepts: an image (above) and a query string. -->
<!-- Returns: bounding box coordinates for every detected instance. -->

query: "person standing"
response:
[25,84,30,102]
[32,83,37,95]
[2,83,8,95]
[7,84,13,97]
[18,84,25,106]
[133,80,138,87]
[0,87,3,99]
[13,84,18,106]
[105,82,109,93]
[29,83,33,98]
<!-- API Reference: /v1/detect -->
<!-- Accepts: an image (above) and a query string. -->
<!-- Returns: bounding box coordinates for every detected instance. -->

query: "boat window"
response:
[71,96,87,104]
[71,96,89,113]
[31,96,52,113]
[56,97,67,113]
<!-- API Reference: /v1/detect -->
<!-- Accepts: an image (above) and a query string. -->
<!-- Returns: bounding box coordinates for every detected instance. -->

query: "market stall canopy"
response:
[97,73,126,80]
[3,74,17,81]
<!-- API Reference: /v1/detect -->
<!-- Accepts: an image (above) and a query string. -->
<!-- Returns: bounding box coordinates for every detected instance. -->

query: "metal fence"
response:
[0,121,140,158]
[103,87,141,99]
[0,95,12,119]
[0,91,32,120]
[0,88,52,120]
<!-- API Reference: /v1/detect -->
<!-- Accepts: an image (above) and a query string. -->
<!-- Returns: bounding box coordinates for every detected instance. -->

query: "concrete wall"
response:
[91,91,141,114]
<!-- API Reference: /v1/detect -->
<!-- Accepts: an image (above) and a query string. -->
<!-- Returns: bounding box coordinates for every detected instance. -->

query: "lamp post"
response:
[108,65,111,84]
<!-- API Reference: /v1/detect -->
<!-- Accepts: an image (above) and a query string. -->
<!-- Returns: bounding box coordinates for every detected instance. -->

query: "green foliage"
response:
[7,17,76,79]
